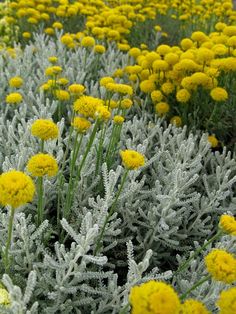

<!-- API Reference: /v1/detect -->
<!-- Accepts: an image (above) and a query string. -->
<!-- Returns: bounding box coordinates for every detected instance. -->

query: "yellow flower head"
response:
[210,87,228,101]
[217,287,236,314]
[27,153,58,177]
[6,92,23,104]
[0,288,10,305]
[71,117,91,133]
[180,299,210,314]
[94,45,106,54]
[95,105,111,121]
[120,149,145,170]
[31,119,58,141]
[45,66,62,76]
[68,84,85,94]
[81,36,95,48]
[170,116,182,127]
[205,249,236,284]
[106,83,133,95]
[9,76,23,88]
[48,56,58,64]
[176,89,191,103]
[140,80,156,93]
[55,89,70,101]
[113,115,125,124]
[208,135,218,148]
[129,280,180,314]
[0,170,35,208]
[151,90,163,103]
[120,98,133,109]
[219,215,236,236]
[100,77,114,87]
[73,96,104,119]
[155,102,170,115]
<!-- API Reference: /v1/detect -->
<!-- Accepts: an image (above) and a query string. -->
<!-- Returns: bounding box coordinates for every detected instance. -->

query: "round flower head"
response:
[0,288,10,305]
[120,98,133,109]
[208,135,218,148]
[120,149,145,170]
[129,280,180,314]
[27,153,58,177]
[81,36,95,47]
[210,87,228,101]
[68,84,85,94]
[180,299,210,314]
[72,117,91,133]
[217,287,236,314]
[170,116,182,127]
[31,119,58,141]
[9,76,23,88]
[219,215,236,236]
[100,76,114,87]
[0,170,35,208]
[55,89,70,101]
[95,105,111,121]
[74,96,104,119]
[45,66,62,76]
[176,89,192,103]
[155,102,170,115]
[151,90,163,103]
[113,115,125,124]
[6,92,23,104]
[205,249,236,284]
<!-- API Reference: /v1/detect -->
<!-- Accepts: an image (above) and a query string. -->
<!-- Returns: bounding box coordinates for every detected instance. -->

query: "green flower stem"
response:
[173,230,223,277]
[37,176,44,226]
[94,169,129,255]
[64,132,83,219]
[4,206,15,272]
[40,139,44,153]
[95,122,107,176]
[180,274,211,301]
[105,124,117,161]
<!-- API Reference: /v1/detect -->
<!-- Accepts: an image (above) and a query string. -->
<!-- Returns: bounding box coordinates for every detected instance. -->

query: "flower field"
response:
[0,0,236,313]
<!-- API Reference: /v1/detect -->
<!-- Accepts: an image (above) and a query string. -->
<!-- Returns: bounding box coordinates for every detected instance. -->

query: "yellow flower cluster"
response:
[31,119,58,141]
[72,117,91,133]
[120,149,145,170]
[27,153,58,177]
[0,170,35,209]
[73,95,104,119]
[205,249,236,284]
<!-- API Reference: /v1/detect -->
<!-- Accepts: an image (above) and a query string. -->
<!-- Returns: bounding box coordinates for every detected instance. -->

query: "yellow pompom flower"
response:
[100,77,114,87]
[155,102,170,115]
[31,119,58,141]
[68,84,85,94]
[94,45,106,54]
[48,56,58,64]
[205,249,236,284]
[151,90,163,103]
[0,288,10,305]
[0,170,35,209]
[95,105,111,121]
[22,32,31,39]
[208,135,218,148]
[217,287,236,314]
[9,76,23,88]
[6,92,23,104]
[106,83,133,96]
[57,78,69,86]
[170,116,182,127]
[140,80,156,93]
[120,98,133,109]
[152,59,169,72]
[81,36,95,48]
[120,149,145,170]
[210,87,228,101]
[129,47,141,58]
[176,89,191,103]
[27,153,58,177]
[113,115,125,124]
[45,66,62,76]
[219,215,236,236]
[180,299,210,314]
[73,96,104,118]
[60,34,73,46]
[161,82,174,95]
[55,89,70,101]
[129,280,180,314]
[72,117,91,133]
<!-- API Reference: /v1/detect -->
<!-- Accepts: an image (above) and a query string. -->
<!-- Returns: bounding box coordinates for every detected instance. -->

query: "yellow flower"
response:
[120,98,133,109]
[60,34,73,45]
[6,92,23,104]
[140,80,156,93]
[81,36,95,47]
[55,89,70,101]
[217,287,236,314]
[94,45,106,54]
[48,56,58,64]
[57,78,69,86]
[0,288,10,305]
[161,82,174,95]
[9,76,23,88]
[155,102,170,115]
[71,117,91,133]
[219,215,236,236]
[176,89,191,103]
[205,249,236,284]
[170,116,182,127]
[68,84,85,94]
[31,119,58,141]
[151,90,163,103]
[120,149,145,170]
[100,77,114,87]
[0,170,35,209]
[22,32,31,39]
[210,87,228,101]
[129,47,141,58]
[45,66,62,76]
[52,22,63,29]
[113,115,125,124]
[208,135,218,148]
[129,280,180,314]
[95,105,111,121]
[27,153,58,177]
[73,96,103,118]
[106,83,133,95]
[152,59,169,71]
[180,299,210,314]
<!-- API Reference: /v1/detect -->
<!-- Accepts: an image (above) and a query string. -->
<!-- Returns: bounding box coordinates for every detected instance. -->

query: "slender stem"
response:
[180,275,211,301]
[94,169,129,255]
[95,122,107,176]
[173,230,223,276]
[37,176,44,226]
[40,139,44,153]
[4,206,15,272]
